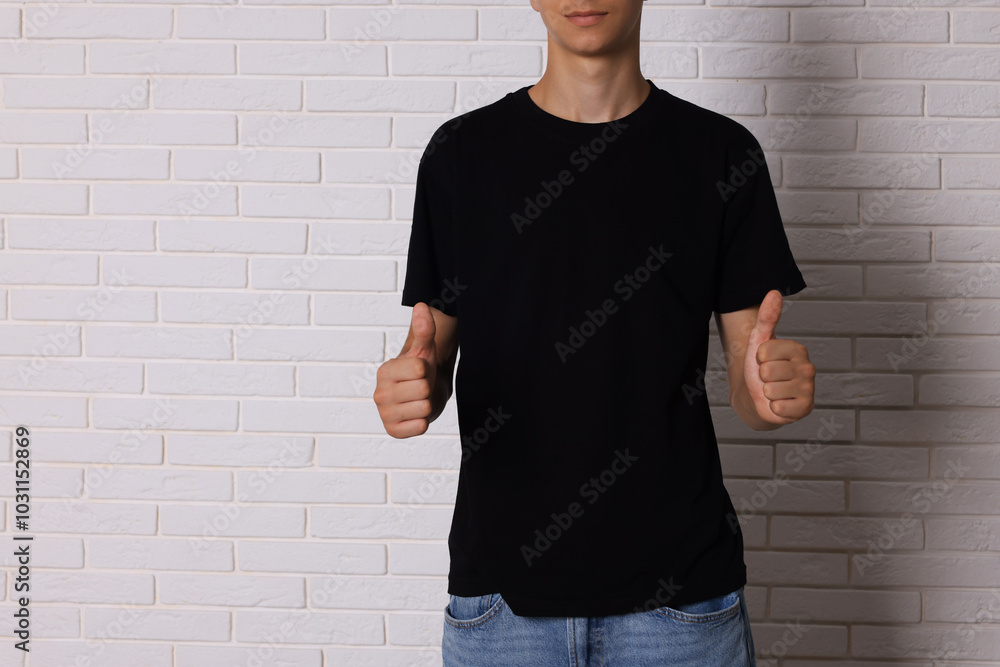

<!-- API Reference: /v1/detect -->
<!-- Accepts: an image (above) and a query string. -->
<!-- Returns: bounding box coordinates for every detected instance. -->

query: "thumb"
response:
[400,302,437,362]
[748,289,783,347]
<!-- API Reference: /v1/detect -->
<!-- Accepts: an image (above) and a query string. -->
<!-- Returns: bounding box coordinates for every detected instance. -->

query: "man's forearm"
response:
[730,378,782,431]
[427,364,453,424]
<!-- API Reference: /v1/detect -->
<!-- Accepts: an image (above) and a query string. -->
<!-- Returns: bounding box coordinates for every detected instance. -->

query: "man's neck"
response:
[526,70,649,124]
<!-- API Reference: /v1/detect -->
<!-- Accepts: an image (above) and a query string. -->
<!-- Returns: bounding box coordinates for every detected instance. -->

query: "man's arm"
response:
[374,303,459,438]
[398,304,459,424]
[715,290,815,431]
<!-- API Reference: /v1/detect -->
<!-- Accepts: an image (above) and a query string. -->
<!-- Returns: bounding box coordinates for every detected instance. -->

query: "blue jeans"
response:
[442,586,756,666]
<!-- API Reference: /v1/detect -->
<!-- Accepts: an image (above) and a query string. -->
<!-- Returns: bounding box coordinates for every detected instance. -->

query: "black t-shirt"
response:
[401,78,807,617]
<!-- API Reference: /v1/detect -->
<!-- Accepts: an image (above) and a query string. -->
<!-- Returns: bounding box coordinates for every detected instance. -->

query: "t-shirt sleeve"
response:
[400,135,459,318]
[713,128,807,315]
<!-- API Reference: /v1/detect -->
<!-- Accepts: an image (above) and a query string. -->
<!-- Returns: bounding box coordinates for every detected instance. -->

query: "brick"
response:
[768,83,923,116]
[30,642,171,667]
[860,408,1000,442]
[148,362,294,396]
[771,515,924,549]
[0,396,86,427]
[154,78,301,111]
[103,255,246,287]
[388,543,448,576]
[34,572,154,604]
[234,610,383,645]
[176,645,320,667]
[771,587,920,622]
[0,359,142,393]
[160,220,308,252]
[23,7,172,38]
[242,399,387,433]
[390,44,539,75]
[746,550,848,585]
[177,8,325,39]
[783,155,940,188]
[92,397,239,431]
[943,157,1000,188]
[919,374,1000,407]
[84,609,231,641]
[161,505,305,537]
[310,507,453,539]
[926,518,1000,551]
[87,468,233,500]
[793,9,947,42]
[867,264,1000,298]
[318,436,458,470]
[861,119,1000,152]
[85,325,232,359]
[174,151,319,183]
[862,45,1000,80]
[237,470,385,503]
[90,42,235,74]
[237,329,382,361]
[90,112,236,145]
[928,83,1000,117]
[4,77,148,109]
[776,443,927,477]
[169,434,314,467]
[954,9,1000,42]
[239,44,386,76]
[704,45,857,78]
[239,540,386,574]
[308,80,454,113]
[7,219,155,251]
[88,536,233,570]
[0,44,83,75]
[852,624,1000,658]
[93,183,237,216]
[0,113,86,143]
[159,573,305,607]
[160,291,309,324]
[35,501,156,534]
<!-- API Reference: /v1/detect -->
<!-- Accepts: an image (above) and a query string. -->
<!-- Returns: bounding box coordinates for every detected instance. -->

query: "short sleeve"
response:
[713,129,806,314]
[401,136,459,318]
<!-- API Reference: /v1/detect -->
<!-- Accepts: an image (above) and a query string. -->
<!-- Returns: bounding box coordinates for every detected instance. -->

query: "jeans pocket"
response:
[444,592,505,629]
[651,587,742,623]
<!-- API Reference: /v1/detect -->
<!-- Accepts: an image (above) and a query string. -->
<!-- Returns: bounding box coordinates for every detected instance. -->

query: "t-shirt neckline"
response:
[513,78,659,142]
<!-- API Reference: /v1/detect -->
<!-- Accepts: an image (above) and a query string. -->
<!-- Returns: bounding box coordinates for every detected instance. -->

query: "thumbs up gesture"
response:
[743,290,815,425]
[374,302,440,438]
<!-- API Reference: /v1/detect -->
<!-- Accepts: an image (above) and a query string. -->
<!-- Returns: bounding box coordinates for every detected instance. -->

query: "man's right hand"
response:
[374,302,440,438]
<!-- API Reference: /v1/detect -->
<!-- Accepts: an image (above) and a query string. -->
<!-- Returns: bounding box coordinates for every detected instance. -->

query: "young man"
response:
[373,0,815,661]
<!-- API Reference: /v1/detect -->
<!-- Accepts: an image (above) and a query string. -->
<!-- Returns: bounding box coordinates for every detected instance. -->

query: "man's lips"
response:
[566,11,607,25]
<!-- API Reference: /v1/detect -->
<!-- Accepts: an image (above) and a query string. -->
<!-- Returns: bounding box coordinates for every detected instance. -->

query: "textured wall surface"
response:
[0,1,998,665]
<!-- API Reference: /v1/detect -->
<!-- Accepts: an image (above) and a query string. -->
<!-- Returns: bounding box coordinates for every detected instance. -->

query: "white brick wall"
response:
[0,0,997,664]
